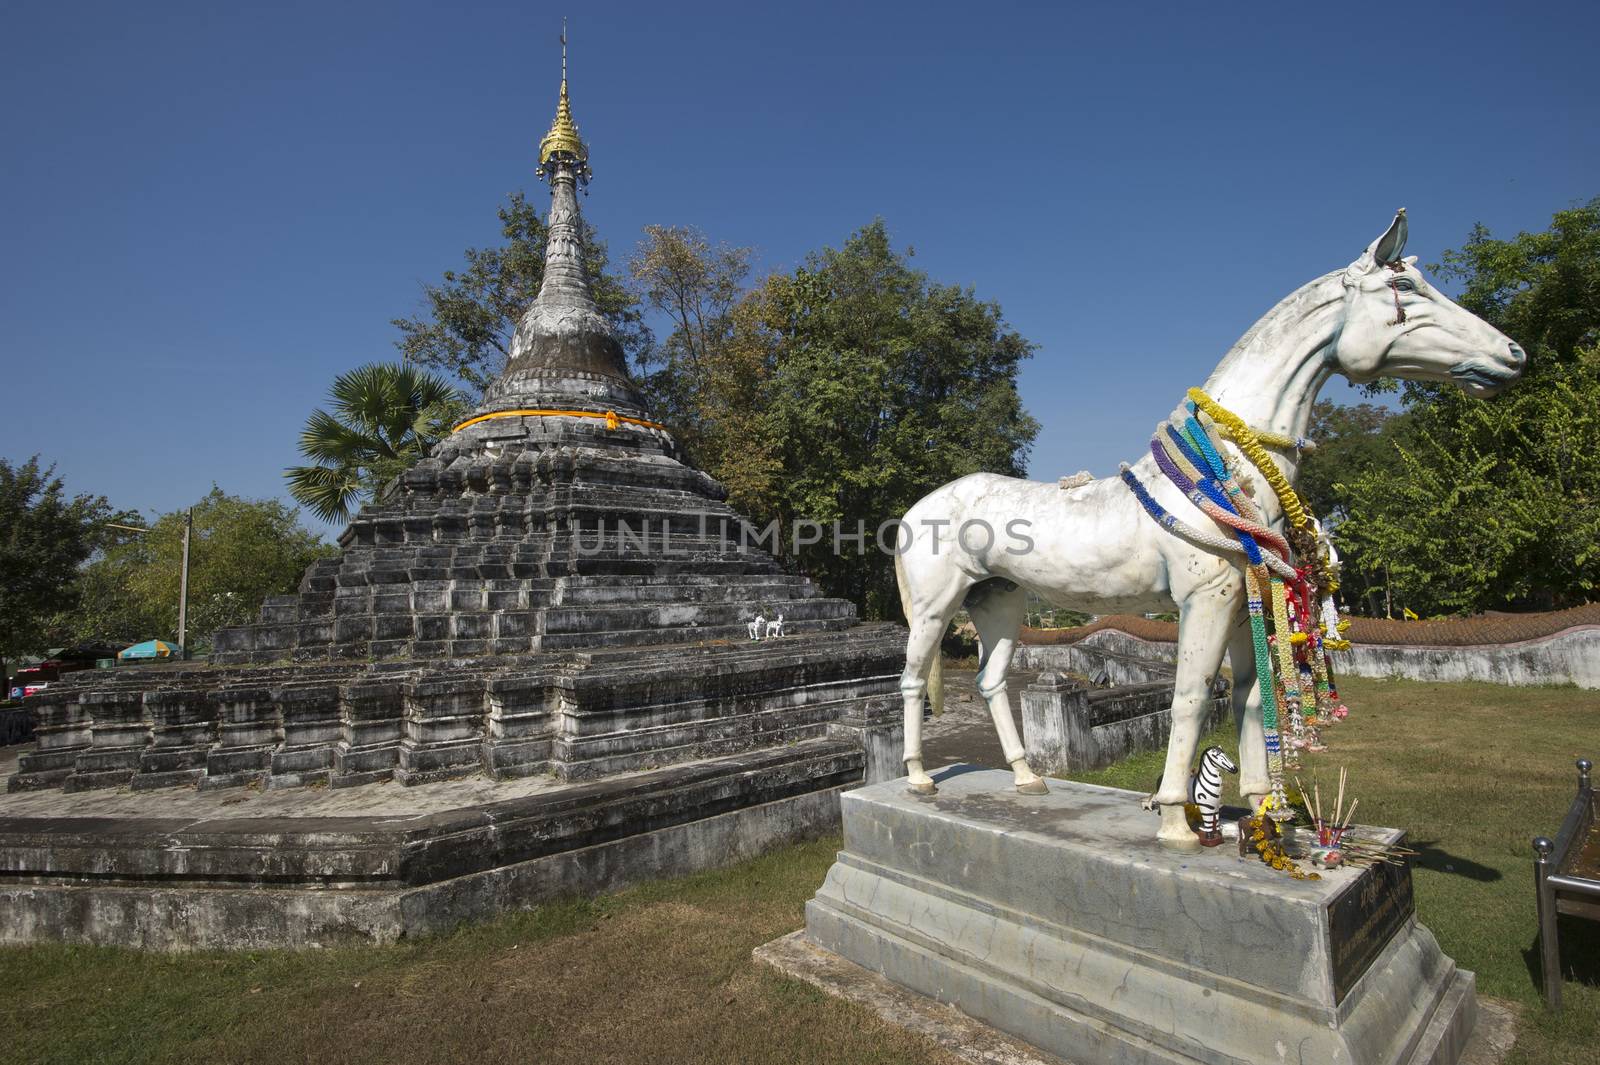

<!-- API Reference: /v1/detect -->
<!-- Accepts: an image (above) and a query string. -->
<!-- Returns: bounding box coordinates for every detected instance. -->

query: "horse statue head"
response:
[1333,209,1525,396]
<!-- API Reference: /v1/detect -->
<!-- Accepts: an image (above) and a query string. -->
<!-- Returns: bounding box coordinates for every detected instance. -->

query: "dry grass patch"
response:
[0,841,956,1065]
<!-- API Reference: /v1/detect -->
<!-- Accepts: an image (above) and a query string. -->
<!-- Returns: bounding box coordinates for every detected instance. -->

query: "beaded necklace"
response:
[1122,391,1356,820]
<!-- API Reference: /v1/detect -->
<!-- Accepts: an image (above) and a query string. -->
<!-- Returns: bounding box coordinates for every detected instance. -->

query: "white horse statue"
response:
[893,211,1525,847]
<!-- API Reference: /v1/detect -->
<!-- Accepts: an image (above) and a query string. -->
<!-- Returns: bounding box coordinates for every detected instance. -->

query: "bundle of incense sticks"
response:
[1296,769,1361,848]
[1327,836,1419,868]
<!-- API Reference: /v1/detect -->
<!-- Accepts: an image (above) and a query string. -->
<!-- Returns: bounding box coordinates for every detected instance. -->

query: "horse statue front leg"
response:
[1150,590,1237,848]
[1227,614,1271,807]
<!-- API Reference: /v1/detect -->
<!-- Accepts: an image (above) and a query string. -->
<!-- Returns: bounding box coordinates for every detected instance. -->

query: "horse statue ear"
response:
[1344,208,1408,280]
[1373,208,1408,264]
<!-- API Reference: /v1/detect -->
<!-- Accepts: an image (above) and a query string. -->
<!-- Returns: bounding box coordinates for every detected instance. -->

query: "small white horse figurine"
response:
[767,614,784,638]
[748,614,766,641]
[894,211,1524,846]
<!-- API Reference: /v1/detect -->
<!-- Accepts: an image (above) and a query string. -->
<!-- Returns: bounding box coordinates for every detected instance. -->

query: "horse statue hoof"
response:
[1016,777,1050,796]
[1157,806,1202,849]
[907,779,938,796]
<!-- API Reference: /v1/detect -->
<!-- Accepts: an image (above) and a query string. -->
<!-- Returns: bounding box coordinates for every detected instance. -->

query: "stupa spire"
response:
[529,25,594,319]
[469,27,644,419]
[537,20,590,185]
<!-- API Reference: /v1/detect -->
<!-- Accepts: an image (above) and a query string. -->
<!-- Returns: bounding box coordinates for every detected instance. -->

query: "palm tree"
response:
[286,363,466,524]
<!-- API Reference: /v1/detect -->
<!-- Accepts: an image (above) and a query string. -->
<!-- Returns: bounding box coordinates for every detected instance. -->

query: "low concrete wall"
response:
[1016,635,1176,684]
[1034,625,1600,690]
[1020,671,1229,774]
[1334,628,1600,688]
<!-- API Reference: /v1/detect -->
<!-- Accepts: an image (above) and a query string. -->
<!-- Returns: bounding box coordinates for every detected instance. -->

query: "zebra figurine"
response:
[1190,745,1239,847]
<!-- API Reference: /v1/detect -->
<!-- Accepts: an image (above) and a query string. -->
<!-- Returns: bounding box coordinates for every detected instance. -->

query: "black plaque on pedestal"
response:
[1327,841,1416,1002]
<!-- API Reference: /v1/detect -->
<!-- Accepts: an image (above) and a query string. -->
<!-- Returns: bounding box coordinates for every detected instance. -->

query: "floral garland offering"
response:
[1242,813,1320,881]
[1122,389,1356,821]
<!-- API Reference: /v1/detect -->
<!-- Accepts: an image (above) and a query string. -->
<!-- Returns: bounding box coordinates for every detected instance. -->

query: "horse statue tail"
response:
[894,550,944,716]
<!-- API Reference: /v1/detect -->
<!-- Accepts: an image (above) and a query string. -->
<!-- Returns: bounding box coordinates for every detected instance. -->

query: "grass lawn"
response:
[0,675,1595,1064]
[1070,675,1600,1065]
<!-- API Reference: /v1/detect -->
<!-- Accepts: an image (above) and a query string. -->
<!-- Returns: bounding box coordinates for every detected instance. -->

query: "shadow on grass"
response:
[1407,838,1503,882]
[1523,915,1600,997]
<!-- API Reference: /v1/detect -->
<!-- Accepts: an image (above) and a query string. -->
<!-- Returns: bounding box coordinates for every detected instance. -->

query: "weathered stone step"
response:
[538,615,856,651]
[555,707,847,781]
[551,576,816,606]
[539,597,854,636]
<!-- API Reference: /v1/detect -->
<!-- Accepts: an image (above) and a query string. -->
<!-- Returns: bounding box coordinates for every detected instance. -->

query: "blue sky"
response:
[3,1,1596,534]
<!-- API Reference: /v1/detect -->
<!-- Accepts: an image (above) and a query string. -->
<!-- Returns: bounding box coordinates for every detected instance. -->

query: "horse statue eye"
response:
[1392,278,1415,293]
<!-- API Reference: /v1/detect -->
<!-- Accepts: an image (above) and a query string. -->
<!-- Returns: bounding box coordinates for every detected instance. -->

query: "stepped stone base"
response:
[10,628,902,794]
[0,739,871,950]
[795,768,1477,1065]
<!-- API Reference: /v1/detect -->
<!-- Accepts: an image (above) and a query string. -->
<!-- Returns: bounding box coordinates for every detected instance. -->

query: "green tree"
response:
[286,362,467,524]
[639,220,1039,618]
[395,192,650,394]
[66,489,335,652]
[629,224,753,461]
[1296,401,1411,613]
[0,457,126,678]
[1298,401,1405,522]
[764,222,1039,617]
[627,226,782,510]
[1328,198,1600,614]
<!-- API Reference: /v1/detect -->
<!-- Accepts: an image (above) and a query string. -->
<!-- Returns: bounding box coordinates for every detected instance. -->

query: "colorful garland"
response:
[1123,391,1355,824]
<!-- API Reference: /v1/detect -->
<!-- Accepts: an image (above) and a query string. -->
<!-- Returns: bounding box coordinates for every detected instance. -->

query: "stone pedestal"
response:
[482,671,554,779]
[826,696,903,785]
[201,687,279,790]
[1021,671,1229,774]
[331,679,405,787]
[63,690,150,791]
[395,673,488,785]
[268,683,340,787]
[133,690,217,790]
[802,768,1476,1065]
[1020,671,1091,774]
[8,691,88,791]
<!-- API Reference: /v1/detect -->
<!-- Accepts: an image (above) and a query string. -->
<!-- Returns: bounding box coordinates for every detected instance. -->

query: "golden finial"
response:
[538,19,589,181]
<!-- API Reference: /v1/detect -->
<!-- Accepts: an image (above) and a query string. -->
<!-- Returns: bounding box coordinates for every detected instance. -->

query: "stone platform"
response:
[790,767,1476,1065]
[11,628,903,794]
[0,736,875,950]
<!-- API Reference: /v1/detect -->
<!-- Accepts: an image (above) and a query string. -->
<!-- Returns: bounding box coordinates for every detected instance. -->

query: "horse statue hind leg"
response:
[965,578,1048,794]
[893,550,1048,796]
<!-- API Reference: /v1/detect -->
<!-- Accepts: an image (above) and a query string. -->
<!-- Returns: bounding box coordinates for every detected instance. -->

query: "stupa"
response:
[10,57,904,797]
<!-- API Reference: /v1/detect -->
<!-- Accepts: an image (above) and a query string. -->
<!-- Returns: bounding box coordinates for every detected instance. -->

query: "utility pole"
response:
[106,512,193,658]
[178,509,192,658]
